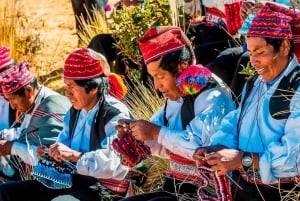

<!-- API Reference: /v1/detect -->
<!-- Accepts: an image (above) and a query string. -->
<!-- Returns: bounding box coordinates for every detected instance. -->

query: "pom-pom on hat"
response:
[177,65,212,96]
[63,48,110,80]
[247,4,293,40]
[138,26,196,65]
[0,61,34,95]
[0,46,13,70]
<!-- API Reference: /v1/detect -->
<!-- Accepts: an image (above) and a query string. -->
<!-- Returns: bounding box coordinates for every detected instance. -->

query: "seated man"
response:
[0,46,17,131]
[115,26,235,201]
[0,48,131,201]
[0,61,71,181]
[193,3,300,200]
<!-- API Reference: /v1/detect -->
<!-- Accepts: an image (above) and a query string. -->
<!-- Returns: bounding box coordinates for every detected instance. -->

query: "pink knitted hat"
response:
[0,61,34,95]
[0,46,13,70]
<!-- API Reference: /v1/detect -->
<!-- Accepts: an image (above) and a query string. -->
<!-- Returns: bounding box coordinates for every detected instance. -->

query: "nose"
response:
[153,79,162,91]
[249,55,258,68]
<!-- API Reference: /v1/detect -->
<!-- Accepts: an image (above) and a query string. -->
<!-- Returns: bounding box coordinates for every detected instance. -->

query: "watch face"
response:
[242,156,253,167]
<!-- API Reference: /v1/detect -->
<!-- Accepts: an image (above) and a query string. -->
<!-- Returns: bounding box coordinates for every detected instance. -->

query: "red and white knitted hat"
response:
[63,48,110,80]
[0,46,13,70]
[138,26,196,65]
[0,61,34,95]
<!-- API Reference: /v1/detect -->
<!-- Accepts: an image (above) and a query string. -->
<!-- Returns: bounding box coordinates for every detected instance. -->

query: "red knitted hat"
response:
[0,61,34,95]
[63,48,110,80]
[0,46,13,70]
[247,4,293,40]
[138,26,196,65]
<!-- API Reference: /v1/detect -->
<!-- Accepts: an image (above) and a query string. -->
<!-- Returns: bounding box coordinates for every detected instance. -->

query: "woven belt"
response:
[239,169,300,185]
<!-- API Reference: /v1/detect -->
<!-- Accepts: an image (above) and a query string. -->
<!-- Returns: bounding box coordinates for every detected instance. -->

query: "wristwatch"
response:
[242,152,253,171]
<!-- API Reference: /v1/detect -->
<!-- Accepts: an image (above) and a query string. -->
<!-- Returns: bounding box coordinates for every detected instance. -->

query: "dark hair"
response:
[12,77,38,97]
[158,47,192,77]
[74,76,109,96]
[265,38,294,57]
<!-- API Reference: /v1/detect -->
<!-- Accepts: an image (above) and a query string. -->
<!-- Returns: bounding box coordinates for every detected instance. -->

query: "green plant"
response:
[239,61,256,79]
[110,0,173,71]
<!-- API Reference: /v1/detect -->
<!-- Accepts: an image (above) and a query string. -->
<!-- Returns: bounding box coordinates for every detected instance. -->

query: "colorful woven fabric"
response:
[138,26,196,65]
[205,7,227,29]
[247,4,293,40]
[0,46,13,70]
[238,12,256,35]
[197,166,232,201]
[0,61,34,95]
[177,65,212,96]
[225,1,243,35]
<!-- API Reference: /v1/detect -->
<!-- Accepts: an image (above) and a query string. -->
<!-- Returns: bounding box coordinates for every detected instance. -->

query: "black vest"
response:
[241,66,300,120]
[69,97,121,151]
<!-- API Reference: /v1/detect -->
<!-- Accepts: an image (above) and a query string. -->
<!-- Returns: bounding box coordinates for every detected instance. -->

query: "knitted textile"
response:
[64,48,110,80]
[247,3,293,40]
[224,1,243,35]
[0,61,34,95]
[112,132,151,168]
[31,153,76,189]
[197,166,232,201]
[138,26,196,65]
[0,46,13,69]
[177,65,212,96]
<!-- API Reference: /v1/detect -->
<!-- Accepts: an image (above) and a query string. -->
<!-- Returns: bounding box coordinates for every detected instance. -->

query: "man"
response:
[0,61,71,181]
[0,46,16,131]
[193,3,300,200]
[0,48,131,201]
[116,26,235,201]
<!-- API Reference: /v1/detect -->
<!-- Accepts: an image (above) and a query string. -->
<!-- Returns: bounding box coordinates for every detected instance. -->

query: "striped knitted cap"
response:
[247,4,293,40]
[0,61,34,95]
[64,48,110,80]
[0,46,13,70]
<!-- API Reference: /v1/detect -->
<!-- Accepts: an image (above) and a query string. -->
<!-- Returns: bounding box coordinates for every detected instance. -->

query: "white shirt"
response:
[57,95,131,180]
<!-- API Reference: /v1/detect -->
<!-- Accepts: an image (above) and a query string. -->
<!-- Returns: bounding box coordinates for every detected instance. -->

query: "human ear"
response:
[279,40,291,56]
[178,61,189,74]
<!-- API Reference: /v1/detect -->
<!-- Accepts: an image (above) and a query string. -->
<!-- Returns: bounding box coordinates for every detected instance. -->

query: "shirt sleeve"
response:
[259,87,300,183]
[76,106,131,179]
[157,88,235,159]
[11,141,39,166]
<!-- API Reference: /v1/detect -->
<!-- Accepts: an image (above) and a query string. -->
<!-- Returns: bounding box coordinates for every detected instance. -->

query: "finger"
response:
[118,119,132,126]
[205,152,220,160]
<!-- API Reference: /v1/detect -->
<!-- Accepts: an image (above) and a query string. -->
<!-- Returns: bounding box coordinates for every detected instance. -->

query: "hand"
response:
[205,149,243,175]
[129,120,161,141]
[0,140,13,156]
[240,1,264,20]
[240,1,255,20]
[192,145,226,166]
[37,145,48,159]
[116,119,132,137]
[49,142,82,163]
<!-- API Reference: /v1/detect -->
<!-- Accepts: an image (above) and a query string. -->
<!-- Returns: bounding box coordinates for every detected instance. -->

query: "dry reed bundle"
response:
[77,5,109,47]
